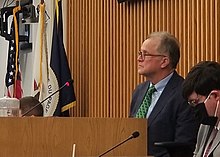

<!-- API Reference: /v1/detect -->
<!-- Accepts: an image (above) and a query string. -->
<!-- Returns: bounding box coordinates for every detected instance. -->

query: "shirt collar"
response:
[215,121,220,130]
[151,72,174,92]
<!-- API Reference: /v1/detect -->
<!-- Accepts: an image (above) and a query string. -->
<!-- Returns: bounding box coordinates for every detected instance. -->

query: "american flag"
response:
[5,6,23,99]
[5,40,22,99]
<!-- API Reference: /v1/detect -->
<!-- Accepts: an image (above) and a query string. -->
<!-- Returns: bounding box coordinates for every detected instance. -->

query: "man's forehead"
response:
[141,37,161,49]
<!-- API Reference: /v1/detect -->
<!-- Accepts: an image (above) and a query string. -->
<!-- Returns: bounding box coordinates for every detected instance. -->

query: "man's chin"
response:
[138,70,150,77]
[138,70,145,75]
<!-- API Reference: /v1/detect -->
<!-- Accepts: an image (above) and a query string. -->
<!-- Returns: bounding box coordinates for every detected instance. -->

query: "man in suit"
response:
[130,32,199,157]
[183,61,220,157]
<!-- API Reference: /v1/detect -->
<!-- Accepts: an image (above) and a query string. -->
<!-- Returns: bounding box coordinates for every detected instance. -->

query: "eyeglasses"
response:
[137,51,167,60]
[188,98,199,107]
[188,93,211,107]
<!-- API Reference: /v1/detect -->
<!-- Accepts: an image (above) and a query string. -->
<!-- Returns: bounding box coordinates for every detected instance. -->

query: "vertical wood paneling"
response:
[66,0,220,117]
[196,0,201,61]
[89,0,94,117]
[191,0,196,66]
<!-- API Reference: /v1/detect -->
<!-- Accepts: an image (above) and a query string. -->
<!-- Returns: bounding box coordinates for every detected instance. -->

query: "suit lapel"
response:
[208,130,220,156]
[195,125,212,156]
[148,72,179,127]
[200,126,214,156]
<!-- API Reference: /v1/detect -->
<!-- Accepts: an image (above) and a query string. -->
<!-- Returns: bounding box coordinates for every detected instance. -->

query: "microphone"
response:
[21,79,73,117]
[98,131,140,157]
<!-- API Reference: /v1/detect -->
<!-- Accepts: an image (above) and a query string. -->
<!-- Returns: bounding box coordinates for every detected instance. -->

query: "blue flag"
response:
[50,0,76,116]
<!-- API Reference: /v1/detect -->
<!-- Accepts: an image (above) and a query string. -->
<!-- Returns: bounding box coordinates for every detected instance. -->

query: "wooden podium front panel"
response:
[0,117,147,157]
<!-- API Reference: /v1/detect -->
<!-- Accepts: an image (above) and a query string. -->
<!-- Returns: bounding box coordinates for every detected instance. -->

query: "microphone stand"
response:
[98,136,133,157]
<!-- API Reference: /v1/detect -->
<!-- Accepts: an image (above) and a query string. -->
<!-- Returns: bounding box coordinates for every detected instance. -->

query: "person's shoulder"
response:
[167,71,184,86]
[172,71,184,80]
[132,81,149,93]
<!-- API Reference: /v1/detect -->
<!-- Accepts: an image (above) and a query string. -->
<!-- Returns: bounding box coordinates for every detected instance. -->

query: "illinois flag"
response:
[5,6,23,99]
[31,2,51,115]
[50,0,76,116]
[32,0,76,116]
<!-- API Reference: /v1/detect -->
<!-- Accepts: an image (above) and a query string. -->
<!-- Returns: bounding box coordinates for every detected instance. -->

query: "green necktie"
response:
[135,85,156,118]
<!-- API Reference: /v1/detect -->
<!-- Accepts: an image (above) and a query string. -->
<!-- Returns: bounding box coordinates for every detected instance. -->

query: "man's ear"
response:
[161,56,170,68]
[210,90,220,100]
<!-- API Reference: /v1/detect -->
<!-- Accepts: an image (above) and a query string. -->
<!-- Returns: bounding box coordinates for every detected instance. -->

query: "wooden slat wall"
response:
[65,0,220,117]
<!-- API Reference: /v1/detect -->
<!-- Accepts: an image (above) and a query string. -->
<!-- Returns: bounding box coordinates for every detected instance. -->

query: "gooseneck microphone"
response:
[98,131,140,157]
[21,79,73,117]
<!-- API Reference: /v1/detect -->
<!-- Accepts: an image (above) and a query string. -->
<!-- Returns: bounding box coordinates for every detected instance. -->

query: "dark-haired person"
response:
[20,96,43,116]
[130,31,199,157]
[183,61,220,157]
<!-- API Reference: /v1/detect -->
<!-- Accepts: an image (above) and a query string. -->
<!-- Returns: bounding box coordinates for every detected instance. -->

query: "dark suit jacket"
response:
[130,71,199,157]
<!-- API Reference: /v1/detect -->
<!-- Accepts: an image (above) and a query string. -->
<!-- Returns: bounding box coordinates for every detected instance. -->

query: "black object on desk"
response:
[154,141,193,157]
